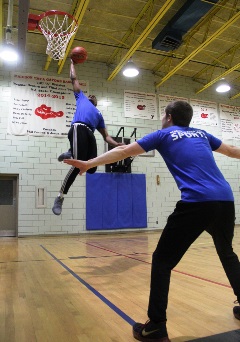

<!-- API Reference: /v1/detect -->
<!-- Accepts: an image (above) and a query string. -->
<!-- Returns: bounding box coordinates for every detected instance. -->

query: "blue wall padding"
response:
[86,173,147,230]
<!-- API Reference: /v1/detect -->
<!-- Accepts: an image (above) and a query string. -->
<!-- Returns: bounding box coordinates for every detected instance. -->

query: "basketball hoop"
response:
[28,10,78,60]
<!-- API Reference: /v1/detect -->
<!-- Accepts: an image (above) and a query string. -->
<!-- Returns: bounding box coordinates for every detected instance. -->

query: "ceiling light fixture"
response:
[215,79,231,93]
[123,59,139,77]
[0,0,19,63]
[0,43,18,62]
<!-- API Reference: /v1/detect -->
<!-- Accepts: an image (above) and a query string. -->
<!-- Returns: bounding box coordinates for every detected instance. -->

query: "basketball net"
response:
[37,12,78,60]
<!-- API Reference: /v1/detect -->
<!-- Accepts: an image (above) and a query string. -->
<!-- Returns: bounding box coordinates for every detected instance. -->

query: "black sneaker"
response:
[52,197,64,215]
[58,150,72,162]
[233,300,240,320]
[133,320,170,342]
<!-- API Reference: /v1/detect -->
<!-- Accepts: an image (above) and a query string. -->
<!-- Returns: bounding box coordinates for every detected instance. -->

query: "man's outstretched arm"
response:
[64,142,145,175]
[215,142,240,159]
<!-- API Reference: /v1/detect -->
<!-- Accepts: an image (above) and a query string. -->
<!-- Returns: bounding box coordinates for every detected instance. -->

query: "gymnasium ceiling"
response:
[2,0,240,98]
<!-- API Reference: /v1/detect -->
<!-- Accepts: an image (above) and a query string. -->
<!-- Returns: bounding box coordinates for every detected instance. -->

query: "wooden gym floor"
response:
[0,228,240,342]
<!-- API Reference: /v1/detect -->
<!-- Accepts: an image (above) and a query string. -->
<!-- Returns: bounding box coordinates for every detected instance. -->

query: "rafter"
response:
[196,61,240,94]
[107,0,176,81]
[193,42,240,81]
[152,0,228,74]
[106,0,156,66]
[155,11,240,88]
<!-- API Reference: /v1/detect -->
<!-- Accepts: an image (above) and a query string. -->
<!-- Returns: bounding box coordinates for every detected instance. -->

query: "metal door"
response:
[0,175,18,236]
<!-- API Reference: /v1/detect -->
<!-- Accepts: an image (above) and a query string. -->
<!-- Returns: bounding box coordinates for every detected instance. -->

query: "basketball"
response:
[70,46,88,64]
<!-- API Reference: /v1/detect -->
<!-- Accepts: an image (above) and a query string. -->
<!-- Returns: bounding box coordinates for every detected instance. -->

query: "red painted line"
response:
[173,269,231,288]
[82,241,231,289]
[83,241,150,264]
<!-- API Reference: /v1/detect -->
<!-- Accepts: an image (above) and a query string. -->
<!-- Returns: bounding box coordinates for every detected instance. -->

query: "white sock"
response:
[58,192,64,198]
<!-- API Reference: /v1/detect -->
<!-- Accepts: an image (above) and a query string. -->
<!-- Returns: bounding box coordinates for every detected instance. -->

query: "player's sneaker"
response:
[233,300,240,320]
[58,150,72,162]
[52,197,64,215]
[133,320,170,342]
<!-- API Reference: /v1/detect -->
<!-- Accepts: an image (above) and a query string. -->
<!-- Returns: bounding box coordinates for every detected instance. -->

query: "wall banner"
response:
[8,72,89,137]
[124,90,157,120]
[219,103,240,140]
[190,99,218,126]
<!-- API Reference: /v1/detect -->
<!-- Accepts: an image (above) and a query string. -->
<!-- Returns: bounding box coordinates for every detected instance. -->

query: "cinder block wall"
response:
[0,52,240,235]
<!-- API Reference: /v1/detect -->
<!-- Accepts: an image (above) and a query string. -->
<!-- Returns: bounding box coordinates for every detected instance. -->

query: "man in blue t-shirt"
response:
[64,100,240,342]
[52,60,122,216]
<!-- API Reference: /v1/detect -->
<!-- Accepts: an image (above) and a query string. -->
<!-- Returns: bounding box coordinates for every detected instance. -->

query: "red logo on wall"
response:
[35,104,64,119]
[137,105,146,110]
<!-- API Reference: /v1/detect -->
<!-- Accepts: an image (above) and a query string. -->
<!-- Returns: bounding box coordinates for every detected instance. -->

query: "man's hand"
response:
[64,159,89,175]
[64,142,145,175]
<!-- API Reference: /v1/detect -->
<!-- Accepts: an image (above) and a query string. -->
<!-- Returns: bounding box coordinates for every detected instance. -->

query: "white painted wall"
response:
[1,52,240,235]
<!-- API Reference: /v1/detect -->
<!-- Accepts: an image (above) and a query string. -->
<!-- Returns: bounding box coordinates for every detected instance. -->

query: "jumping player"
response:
[52,60,122,215]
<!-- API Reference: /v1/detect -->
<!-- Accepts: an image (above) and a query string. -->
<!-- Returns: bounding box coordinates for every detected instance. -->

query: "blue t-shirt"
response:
[71,91,106,132]
[137,126,234,202]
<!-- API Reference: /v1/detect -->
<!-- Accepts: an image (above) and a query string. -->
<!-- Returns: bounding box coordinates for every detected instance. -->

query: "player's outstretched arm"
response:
[215,142,240,159]
[64,142,145,175]
[70,59,81,93]
[98,128,125,147]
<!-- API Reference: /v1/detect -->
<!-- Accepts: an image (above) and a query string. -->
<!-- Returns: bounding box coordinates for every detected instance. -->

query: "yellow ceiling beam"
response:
[153,0,227,75]
[193,42,240,80]
[202,0,240,12]
[230,92,240,100]
[155,11,240,88]
[57,0,90,74]
[107,0,176,81]
[44,55,52,71]
[107,0,155,65]
[230,93,240,100]
[196,62,240,94]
